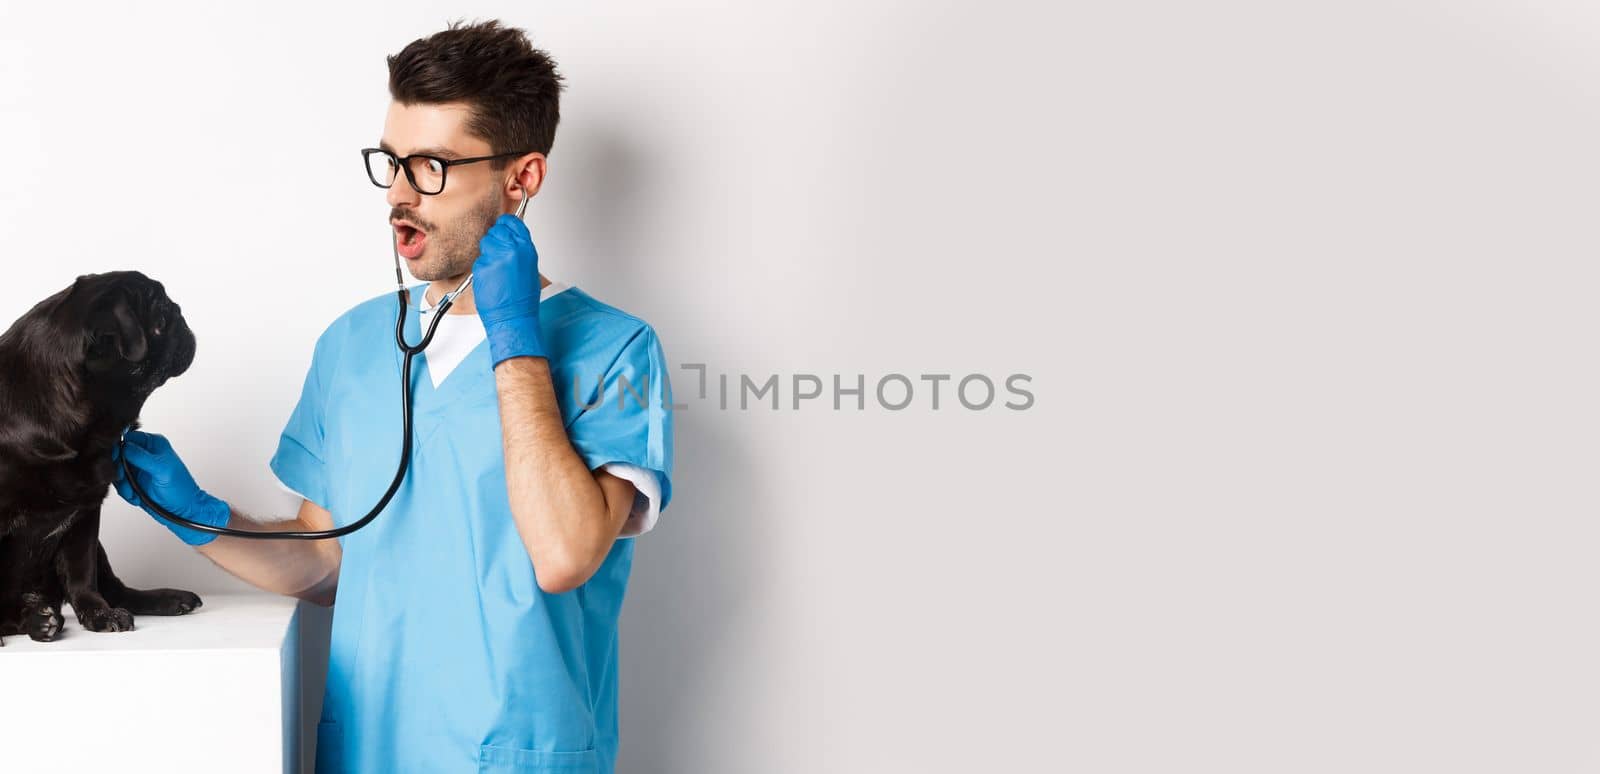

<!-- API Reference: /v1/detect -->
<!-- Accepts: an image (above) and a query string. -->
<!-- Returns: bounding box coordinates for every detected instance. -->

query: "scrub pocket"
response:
[477,743,601,773]
[315,720,343,772]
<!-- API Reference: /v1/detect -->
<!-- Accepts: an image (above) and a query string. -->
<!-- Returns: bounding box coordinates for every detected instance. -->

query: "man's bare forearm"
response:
[494,356,618,592]
[195,508,341,606]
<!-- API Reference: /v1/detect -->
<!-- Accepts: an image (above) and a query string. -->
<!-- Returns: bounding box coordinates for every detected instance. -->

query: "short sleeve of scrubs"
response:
[570,325,674,538]
[600,461,664,539]
[269,325,335,510]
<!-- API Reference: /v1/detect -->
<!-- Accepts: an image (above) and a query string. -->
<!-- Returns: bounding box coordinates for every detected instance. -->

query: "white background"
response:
[2,1,1597,772]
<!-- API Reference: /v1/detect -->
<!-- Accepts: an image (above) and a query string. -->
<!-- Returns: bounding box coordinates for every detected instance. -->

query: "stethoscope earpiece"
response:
[430,184,528,313]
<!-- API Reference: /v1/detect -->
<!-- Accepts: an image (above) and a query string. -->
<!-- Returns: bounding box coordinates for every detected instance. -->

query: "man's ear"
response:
[511,153,547,198]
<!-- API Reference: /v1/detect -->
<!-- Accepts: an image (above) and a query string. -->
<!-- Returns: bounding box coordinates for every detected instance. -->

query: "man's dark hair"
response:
[387,19,565,162]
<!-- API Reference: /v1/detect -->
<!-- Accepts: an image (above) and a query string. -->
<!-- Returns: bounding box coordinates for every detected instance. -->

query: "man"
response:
[111,20,673,774]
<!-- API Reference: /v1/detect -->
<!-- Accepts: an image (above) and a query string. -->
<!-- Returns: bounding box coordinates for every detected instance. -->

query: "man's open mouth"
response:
[392,220,428,259]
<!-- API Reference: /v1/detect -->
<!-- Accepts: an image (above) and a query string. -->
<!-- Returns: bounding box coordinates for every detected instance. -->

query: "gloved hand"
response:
[472,214,545,367]
[111,431,231,546]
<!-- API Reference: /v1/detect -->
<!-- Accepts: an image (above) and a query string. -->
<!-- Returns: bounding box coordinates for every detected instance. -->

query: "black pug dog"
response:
[0,271,203,644]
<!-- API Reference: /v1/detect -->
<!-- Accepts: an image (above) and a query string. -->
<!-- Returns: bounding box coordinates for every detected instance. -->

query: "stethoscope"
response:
[117,187,531,540]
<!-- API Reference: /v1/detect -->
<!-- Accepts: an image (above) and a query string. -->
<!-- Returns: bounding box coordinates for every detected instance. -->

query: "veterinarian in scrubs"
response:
[112,21,672,774]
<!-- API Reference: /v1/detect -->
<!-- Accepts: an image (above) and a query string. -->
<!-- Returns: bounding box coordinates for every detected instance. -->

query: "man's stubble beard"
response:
[411,189,502,282]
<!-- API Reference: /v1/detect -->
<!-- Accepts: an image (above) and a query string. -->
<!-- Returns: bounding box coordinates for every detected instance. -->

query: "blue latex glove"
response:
[111,431,230,546]
[472,213,545,366]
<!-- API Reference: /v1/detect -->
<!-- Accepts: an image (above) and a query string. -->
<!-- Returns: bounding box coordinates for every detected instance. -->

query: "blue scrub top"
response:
[271,284,674,774]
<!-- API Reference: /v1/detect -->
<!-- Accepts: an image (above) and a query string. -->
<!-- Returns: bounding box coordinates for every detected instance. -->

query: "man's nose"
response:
[386,174,421,209]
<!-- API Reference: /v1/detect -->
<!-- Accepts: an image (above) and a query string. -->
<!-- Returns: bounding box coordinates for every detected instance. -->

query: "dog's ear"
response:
[91,293,147,363]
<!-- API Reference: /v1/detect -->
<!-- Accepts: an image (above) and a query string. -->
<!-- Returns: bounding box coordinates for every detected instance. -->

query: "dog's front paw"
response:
[119,587,202,616]
[21,594,63,642]
[144,588,202,615]
[77,605,134,633]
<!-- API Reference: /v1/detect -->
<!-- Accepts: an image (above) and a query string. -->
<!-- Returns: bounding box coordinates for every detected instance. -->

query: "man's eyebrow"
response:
[375,141,465,160]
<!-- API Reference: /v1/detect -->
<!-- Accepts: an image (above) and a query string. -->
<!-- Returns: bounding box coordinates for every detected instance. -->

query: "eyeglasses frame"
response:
[360,147,535,195]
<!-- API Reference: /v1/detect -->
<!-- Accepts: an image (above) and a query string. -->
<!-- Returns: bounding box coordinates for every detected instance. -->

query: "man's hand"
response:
[473,214,545,367]
[111,431,231,546]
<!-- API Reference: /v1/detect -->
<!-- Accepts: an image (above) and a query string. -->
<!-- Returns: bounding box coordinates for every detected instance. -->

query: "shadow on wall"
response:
[617,406,768,773]
[563,120,775,771]
[548,115,657,294]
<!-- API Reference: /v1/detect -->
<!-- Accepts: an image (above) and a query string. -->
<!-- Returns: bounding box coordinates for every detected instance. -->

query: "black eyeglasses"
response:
[361,147,532,195]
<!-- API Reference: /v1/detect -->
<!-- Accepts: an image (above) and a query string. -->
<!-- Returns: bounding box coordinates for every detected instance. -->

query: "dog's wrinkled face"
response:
[0,270,195,467]
[71,271,195,399]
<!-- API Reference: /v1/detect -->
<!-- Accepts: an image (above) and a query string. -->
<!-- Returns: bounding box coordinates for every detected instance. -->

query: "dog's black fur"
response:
[0,271,203,643]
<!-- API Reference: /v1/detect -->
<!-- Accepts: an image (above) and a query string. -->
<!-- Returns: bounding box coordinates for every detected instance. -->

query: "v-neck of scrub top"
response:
[397,280,573,412]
